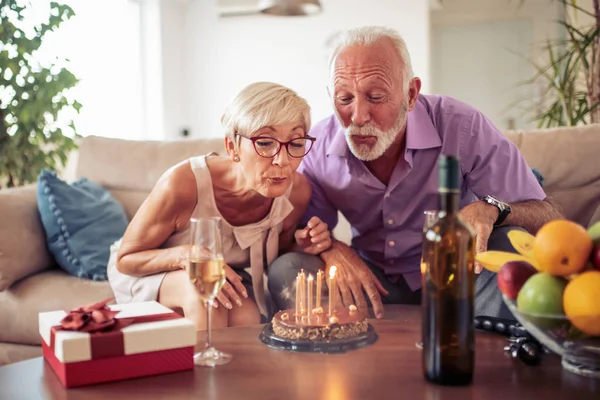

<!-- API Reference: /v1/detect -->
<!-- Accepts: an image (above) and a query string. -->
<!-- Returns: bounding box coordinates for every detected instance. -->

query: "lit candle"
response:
[328,266,337,317]
[299,269,306,315]
[307,274,314,319]
[295,272,301,317]
[316,270,323,309]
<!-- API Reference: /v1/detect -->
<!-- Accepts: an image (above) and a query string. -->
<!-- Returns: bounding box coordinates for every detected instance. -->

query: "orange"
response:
[532,220,592,276]
[563,271,600,336]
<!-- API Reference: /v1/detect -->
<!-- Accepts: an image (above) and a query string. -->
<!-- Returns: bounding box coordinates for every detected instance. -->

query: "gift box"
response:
[39,299,197,388]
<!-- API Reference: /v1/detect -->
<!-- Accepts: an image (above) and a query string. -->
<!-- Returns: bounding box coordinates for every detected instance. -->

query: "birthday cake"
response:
[270,267,369,342]
[271,306,369,341]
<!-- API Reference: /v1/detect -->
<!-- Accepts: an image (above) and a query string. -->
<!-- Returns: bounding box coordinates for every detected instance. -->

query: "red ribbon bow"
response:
[59,297,119,333]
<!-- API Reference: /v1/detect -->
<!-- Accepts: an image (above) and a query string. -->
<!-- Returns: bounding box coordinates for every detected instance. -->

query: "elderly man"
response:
[268,26,564,320]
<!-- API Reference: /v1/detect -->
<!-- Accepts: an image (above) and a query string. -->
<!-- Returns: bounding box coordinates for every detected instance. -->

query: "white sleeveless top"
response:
[163,154,294,316]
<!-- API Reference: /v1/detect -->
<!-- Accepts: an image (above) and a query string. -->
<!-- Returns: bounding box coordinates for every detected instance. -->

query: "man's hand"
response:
[320,241,389,318]
[294,216,332,254]
[459,201,499,273]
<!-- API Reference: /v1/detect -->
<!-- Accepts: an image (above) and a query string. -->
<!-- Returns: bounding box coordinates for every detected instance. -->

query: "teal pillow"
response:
[36,170,129,280]
[531,168,544,187]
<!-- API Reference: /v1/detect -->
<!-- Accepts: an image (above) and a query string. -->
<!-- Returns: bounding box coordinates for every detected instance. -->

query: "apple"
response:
[497,261,537,300]
[516,273,568,329]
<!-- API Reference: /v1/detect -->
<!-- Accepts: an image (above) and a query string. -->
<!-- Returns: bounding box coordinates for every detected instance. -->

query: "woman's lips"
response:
[268,177,288,184]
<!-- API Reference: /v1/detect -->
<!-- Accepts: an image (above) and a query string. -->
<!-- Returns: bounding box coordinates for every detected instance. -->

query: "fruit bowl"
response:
[503,295,600,378]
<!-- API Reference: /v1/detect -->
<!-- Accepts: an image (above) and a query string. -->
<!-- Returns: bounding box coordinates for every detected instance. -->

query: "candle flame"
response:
[329,265,337,278]
[308,274,314,281]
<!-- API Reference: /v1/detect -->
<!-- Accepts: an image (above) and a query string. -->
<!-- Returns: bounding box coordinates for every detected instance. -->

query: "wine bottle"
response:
[421,155,476,386]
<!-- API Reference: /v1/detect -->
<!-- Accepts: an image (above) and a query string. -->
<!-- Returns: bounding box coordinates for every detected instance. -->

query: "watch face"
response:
[485,196,509,212]
[485,196,498,206]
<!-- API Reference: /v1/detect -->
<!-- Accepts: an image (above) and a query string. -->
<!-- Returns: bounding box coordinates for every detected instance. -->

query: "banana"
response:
[475,251,539,273]
[507,230,535,258]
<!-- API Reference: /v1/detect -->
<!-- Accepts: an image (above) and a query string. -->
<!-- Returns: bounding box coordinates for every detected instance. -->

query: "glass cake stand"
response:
[259,323,378,354]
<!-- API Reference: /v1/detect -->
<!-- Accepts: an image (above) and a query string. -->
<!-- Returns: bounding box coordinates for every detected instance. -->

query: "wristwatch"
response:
[482,195,511,226]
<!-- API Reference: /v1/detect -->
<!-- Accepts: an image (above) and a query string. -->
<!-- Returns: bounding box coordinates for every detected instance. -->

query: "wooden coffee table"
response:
[0,305,598,399]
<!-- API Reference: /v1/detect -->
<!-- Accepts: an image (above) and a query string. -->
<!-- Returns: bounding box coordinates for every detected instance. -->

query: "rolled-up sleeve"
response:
[460,112,546,203]
[297,155,339,230]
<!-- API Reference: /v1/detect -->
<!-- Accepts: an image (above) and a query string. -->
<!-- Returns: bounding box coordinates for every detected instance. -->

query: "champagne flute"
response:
[188,217,232,367]
[417,210,439,350]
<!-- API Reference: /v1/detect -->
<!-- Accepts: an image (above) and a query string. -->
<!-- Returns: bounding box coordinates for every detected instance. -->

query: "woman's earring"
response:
[233,155,240,162]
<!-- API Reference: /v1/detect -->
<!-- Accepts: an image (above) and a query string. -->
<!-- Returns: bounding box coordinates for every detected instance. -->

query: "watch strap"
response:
[495,207,510,226]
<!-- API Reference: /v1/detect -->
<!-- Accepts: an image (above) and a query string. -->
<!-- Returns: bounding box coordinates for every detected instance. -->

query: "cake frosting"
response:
[271,306,368,341]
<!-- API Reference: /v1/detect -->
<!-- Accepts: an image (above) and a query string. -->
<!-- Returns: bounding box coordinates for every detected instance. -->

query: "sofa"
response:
[2,124,600,366]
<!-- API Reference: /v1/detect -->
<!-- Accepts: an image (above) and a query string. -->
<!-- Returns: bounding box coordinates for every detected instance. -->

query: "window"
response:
[33,0,147,140]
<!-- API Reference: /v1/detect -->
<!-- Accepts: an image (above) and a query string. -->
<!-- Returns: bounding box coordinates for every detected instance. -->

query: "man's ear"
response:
[408,77,422,111]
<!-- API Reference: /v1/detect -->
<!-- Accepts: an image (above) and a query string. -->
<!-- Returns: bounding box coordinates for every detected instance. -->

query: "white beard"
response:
[342,100,408,162]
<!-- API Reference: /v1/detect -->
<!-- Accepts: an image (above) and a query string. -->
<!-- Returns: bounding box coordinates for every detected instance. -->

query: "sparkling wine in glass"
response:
[188,217,232,367]
[417,210,439,350]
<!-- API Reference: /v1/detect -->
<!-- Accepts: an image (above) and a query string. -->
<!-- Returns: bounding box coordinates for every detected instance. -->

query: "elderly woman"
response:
[107,82,331,329]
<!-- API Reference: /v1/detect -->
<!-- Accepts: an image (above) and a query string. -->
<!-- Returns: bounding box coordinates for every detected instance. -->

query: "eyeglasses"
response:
[236,133,316,158]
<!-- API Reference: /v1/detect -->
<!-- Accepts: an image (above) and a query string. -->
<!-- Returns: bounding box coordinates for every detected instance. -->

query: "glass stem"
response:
[206,299,213,349]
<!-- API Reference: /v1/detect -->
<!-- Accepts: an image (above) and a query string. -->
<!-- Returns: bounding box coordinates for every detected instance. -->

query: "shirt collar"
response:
[326,119,350,157]
[325,96,441,158]
[405,97,442,150]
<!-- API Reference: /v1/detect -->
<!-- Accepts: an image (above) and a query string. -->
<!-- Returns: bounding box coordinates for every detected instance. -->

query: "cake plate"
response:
[258,322,378,354]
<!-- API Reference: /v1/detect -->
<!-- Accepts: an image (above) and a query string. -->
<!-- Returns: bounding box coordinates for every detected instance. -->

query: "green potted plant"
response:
[0,0,81,189]
[521,0,600,128]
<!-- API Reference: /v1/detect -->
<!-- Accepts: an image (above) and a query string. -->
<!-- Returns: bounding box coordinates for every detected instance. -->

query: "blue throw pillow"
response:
[531,168,544,187]
[36,169,129,280]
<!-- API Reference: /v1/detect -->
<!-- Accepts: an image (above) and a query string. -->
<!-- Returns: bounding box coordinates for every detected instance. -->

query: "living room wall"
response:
[163,0,431,140]
[430,0,563,131]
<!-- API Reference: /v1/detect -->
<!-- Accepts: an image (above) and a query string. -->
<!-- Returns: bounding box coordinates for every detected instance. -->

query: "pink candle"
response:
[316,270,323,308]
[307,274,314,319]
[328,266,337,317]
[295,273,301,317]
[299,269,306,314]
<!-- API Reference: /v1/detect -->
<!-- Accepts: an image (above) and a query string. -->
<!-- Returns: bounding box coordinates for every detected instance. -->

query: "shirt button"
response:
[384,193,390,198]
[387,219,393,225]
[389,240,395,247]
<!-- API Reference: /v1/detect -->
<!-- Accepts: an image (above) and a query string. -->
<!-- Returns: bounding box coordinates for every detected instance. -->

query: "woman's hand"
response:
[294,216,332,255]
[213,265,249,310]
[181,248,248,310]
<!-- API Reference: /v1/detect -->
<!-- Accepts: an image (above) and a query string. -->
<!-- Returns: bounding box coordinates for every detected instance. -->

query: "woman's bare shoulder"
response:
[151,159,198,209]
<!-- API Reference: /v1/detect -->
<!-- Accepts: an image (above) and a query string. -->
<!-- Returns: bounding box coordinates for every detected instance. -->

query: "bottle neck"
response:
[440,189,460,216]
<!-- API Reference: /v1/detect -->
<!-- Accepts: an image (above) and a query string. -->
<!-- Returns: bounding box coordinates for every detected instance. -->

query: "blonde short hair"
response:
[221,82,311,147]
[327,26,414,90]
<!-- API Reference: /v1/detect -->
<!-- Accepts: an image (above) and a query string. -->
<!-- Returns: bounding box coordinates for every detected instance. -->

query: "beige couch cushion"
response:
[0,185,54,291]
[107,188,153,221]
[76,135,225,192]
[0,269,113,345]
[76,136,226,219]
[0,342,41,366]
[505,124,600,227]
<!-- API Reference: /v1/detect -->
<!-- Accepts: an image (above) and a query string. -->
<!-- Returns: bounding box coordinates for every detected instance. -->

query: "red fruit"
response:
[592,244,600,271]
[497,261,537,300]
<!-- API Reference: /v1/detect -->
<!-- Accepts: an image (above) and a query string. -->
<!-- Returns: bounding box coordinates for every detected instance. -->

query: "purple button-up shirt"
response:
[298,94,546,291]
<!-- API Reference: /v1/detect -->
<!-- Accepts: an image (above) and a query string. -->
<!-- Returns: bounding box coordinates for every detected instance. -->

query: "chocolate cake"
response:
[271,306,369,341]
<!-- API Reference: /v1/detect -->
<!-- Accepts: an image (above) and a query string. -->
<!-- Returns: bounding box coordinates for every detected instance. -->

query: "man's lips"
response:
[351,135,377,145]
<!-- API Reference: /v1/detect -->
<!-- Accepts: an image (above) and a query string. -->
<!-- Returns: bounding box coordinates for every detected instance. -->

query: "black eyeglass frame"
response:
[235,133,316,159]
